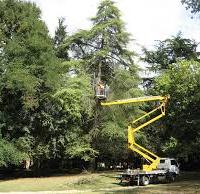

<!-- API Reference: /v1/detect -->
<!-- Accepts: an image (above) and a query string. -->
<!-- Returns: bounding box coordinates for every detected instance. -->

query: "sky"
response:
[27,0,200,50]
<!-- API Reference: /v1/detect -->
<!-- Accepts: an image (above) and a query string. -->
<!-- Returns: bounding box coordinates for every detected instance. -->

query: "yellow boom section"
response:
[101,96,165,106]
[101,95,169,172]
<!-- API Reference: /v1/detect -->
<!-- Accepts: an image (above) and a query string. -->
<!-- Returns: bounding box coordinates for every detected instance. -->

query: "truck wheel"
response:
[140,176,150,186]
[166,173,175,183]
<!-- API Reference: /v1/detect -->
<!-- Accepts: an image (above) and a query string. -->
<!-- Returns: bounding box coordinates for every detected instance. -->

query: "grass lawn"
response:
[0,171,199,193]
[0,171,119,192]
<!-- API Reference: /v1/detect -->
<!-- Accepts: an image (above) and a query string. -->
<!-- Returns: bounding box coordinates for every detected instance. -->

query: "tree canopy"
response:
[153,60,200,160]
[66,0,135,83]
[142,32,200,167]
[142,33,199,72]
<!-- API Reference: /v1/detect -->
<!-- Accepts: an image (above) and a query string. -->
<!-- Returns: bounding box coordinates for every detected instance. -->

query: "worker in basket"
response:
[96,81,107,99]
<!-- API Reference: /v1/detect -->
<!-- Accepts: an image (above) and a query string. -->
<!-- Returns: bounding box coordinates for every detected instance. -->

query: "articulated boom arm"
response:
[101,96,169,172]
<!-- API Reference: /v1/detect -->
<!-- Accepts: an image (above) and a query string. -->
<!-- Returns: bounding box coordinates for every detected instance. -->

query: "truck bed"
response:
[118,169,170,185]
[120,169,167,176]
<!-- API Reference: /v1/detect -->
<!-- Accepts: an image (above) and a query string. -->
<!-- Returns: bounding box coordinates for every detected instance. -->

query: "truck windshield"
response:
[171,160,178,166]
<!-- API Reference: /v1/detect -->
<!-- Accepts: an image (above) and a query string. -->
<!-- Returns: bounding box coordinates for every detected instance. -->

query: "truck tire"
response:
[166,173,176,183]
[140,176,150,186]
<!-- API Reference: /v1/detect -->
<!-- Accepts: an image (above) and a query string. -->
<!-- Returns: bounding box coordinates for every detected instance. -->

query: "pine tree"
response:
[63,0,141,167]
[54,17,69,60]
[68,0,135,83]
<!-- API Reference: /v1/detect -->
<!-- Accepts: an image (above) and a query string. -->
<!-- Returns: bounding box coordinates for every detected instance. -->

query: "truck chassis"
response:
[119,169,176,186]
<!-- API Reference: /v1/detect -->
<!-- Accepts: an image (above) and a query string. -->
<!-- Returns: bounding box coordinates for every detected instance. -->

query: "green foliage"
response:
[0,0,61,167]
[0,138,27,167]
[0,0,60,105]
[54,17,69,60]
[66,0,135,83]
[65,132,98,162]
[91,66,142,163]
[51,70,95,161]
[143,30,200,163]
[153,60,200,157]
[53,72,94,122]
[110,65,141,100]
[161,137,178,154]
[142,33,199,72]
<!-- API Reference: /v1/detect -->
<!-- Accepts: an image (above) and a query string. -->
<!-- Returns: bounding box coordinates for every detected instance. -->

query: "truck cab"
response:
[157,158,180,175]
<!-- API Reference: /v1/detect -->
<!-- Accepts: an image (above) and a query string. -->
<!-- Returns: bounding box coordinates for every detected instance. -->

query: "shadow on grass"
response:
[0,168,85,183]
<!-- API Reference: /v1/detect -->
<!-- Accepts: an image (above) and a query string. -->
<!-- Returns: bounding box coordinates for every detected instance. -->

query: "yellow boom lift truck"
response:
[96,88,179,186]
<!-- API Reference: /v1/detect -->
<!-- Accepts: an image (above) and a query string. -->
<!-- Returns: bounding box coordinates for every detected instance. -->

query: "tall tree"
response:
[61,0,141,167]
[153,60,200,164]
[54,17,69,60]
[142,33,200,166]
[0,0,61,168]
[66,0,135,83]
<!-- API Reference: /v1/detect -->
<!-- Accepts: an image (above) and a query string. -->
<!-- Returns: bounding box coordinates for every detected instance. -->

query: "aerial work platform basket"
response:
[95,81,108,100]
